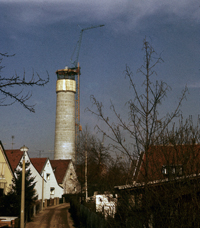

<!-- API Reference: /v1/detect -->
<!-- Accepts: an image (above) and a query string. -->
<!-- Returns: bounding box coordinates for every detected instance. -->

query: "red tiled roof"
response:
[50,160,71,184]
[136,144,200,183]
[30,158,47,174]
[5,149,24,172]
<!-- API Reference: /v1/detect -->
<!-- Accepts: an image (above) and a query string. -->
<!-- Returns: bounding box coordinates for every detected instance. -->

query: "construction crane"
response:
[69,24,105,69]
[57,24,104,163]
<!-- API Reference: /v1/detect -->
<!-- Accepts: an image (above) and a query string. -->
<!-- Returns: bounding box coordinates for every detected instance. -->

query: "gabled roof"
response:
[30,158,48,174]
[5,149,24,172]
[0,142,14,176]
[135,144,200,183]
[50,160,71,184]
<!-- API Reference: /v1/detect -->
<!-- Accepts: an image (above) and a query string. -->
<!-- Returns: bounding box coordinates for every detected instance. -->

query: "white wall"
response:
[42,159,63,199]
[63,162,81,194]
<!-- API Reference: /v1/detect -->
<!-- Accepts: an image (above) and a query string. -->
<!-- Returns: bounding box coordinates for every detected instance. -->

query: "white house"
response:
[5,147,44,200]
[5,146,80,200]
[0,142,14,195]
[30,157,63,199]
[50,159,81,194]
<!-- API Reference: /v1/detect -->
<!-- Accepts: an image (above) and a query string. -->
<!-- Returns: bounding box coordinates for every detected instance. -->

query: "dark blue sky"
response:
[0,0,200,158]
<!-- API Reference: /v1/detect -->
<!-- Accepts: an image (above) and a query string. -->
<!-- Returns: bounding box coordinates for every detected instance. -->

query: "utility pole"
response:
[41,171,44,211]
[85,134,88,201]
[20,156,25,228]
[20,145,29,228]
[11,135,15,150]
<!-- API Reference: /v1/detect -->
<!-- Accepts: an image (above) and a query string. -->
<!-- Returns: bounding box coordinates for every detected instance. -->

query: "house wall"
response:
[42,160,63,199]
[63,162,81,194]
[0,145,13,195]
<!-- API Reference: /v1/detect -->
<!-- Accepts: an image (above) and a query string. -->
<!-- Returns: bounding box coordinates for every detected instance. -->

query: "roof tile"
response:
[30,158,47,174]
[136,144,200,182]
[50,160,71,184]
[5,150,24,172]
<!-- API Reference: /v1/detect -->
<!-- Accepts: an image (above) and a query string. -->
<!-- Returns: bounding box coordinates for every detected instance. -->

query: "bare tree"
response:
[87,38,189,227]
[112,117,200,228]
[87,38,187,162]
[0,52,49,112]
[77,127,113,195]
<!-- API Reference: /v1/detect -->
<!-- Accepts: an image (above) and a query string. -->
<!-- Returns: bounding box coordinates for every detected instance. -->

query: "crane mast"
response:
[60,24,104,163]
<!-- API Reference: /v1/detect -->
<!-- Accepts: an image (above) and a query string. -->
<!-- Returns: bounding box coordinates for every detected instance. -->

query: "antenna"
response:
[11,135,15,150]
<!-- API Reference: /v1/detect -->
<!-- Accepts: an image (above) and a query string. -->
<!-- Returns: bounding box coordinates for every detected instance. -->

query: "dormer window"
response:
[162,166,168,175]
[176,166,183,175]
[162,165,183,177]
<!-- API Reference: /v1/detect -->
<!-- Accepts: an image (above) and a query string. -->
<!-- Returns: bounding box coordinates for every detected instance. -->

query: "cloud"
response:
[1,0,200,32]
[187,83,200,88]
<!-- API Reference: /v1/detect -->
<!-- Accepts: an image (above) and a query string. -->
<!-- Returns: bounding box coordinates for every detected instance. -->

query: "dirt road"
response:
[26,203,75,228]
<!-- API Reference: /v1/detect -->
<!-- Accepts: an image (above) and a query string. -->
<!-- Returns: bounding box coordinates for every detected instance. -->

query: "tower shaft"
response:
[54,76,76,161]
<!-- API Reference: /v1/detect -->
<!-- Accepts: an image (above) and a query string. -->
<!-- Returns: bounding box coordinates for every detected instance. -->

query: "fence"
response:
[68,195,107,228]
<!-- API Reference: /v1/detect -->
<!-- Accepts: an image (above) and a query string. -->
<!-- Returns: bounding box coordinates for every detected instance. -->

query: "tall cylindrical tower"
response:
[54,68,78,161]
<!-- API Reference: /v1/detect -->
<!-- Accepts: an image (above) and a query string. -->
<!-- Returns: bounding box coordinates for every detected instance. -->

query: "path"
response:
[26,203,75,228]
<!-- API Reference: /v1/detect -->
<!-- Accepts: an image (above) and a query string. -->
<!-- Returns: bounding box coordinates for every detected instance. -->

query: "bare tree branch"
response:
[87,38,188,161]
[0,52,49,112]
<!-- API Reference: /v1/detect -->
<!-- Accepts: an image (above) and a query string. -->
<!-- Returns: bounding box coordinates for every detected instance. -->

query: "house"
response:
[5,148,44,200]
[5,146,81,199]
[114,144,200,227]
[50,159,81,194]
[134,144,200,183]
[30,157,63,199]
[0,141,14,196]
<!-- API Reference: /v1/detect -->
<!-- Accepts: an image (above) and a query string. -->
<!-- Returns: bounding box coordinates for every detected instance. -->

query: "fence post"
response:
[33,205,36,217]
[44,199,47,208]
[54,198,57,206]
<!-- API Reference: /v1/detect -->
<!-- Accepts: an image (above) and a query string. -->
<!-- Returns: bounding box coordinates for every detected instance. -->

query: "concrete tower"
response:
[54,68,78,161]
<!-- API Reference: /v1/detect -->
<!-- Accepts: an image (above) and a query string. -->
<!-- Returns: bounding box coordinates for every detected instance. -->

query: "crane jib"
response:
[69,24,105,69]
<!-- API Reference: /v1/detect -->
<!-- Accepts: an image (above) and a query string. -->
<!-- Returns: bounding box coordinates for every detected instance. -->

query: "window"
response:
[162,166,168,175]
[171,167,176,174]
[70,173,73,180]
[46,173,50,180]
[162,165,183,177]
[0,163,5,178]
[176,166,183,175]
[50,187,55,195]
